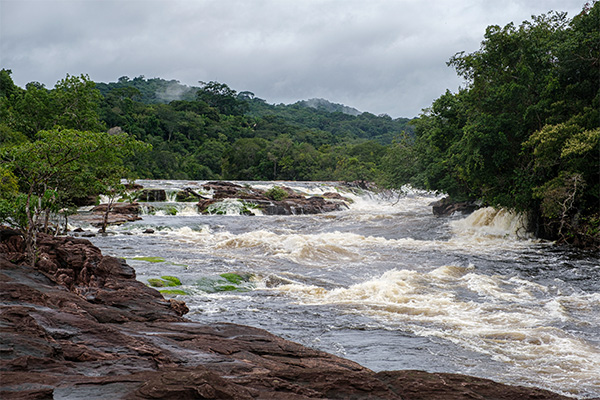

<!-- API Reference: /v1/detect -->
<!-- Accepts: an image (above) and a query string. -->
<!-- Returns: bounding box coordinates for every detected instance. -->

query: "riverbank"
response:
[0,227,578,399]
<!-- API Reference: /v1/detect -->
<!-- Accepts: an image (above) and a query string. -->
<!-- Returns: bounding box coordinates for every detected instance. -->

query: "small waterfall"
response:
[165,190,179,202]
[206,199,257,216]
[451,207,531,239]
[139,202,201,216]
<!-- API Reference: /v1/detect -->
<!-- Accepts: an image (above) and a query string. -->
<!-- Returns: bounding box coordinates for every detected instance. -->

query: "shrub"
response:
[265,186,288,201]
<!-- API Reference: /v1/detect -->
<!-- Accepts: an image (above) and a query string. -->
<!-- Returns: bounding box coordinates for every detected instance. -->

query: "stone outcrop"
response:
[199,181,349,215]
[137,188,167,202]
[71,202,143,229]
[430,197,480,217]
[0,227,576,400]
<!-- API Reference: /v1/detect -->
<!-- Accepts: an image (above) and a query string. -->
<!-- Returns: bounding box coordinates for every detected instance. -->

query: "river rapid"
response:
[79,180,600,399]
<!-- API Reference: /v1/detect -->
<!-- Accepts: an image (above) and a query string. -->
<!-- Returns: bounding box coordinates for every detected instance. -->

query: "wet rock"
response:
[199,181,349,215]
[0,229,576,400]
[125,182,144,191]
[72,202,143,228]
[69,194,99,207]
[430,197,480,217]
[138,188,167,202]
[176,187,207,202]
[322,192,352,202]
[376,370,573,400]
[91,202,141,215]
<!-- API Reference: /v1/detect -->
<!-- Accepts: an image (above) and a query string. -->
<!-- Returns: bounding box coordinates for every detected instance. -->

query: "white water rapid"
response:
[77,180,600,399]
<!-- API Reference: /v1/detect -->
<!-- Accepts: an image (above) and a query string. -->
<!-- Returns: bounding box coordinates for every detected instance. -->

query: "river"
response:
[78,180,600,399]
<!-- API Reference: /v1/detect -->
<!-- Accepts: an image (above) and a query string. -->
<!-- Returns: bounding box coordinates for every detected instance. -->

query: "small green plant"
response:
[148,278,165,287]
[220,273,244,284]
[159,289,188,295]
[196,273,255,293]
[161,275,182,286]
[265,186,288,201]
[164,206,178,215]
[147,275,182,288]
[132,256,166,263]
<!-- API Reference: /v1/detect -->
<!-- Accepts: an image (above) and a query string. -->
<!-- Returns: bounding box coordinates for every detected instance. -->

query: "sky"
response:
[0,0,587,118]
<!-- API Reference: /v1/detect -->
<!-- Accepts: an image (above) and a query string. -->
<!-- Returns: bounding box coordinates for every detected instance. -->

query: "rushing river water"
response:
[78,180,600,399]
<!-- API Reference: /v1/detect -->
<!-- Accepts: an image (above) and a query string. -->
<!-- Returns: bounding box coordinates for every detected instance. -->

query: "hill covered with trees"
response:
[94,77,413,181]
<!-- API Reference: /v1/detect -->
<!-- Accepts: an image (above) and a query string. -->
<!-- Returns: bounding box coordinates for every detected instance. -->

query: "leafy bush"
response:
[265,186,288,201]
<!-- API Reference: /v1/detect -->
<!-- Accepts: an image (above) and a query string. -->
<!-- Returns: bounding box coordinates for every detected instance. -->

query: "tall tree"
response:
[197,81,249,116]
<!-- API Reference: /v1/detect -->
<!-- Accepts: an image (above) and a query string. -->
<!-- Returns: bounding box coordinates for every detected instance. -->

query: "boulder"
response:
[430,197,480,217]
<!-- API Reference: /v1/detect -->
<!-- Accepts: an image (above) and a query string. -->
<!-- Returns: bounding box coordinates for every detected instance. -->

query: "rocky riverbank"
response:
[0,227,577,399]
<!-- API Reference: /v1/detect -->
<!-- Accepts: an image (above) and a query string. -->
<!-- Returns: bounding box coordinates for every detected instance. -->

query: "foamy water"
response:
[81,180,600,398]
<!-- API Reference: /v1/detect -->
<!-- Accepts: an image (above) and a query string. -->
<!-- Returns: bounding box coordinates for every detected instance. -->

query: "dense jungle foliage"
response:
[394,3,598,247]
[0,2,598,248]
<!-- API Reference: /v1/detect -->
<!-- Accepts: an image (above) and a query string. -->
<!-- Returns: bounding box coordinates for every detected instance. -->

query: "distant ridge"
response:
[296,98,362,116]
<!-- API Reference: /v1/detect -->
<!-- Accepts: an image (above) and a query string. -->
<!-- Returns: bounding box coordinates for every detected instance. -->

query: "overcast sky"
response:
[0,0,587,118]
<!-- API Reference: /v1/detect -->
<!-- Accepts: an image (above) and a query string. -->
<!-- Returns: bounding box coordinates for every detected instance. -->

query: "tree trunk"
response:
[99,198,114,233]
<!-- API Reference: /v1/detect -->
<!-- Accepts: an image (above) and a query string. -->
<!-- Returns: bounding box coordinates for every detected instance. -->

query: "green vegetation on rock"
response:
[196,273,255,293]
[161,275,182,286]
[264,187,289,201]
[147,275,182,288]
[159,289,188,296]
[132,256,166,263]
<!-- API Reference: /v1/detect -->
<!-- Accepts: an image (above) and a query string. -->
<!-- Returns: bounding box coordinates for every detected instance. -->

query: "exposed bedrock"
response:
[198,181,350,215]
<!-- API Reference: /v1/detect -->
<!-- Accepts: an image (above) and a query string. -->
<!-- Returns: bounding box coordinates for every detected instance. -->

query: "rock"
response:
[322,192,352,202]
[91,202,141,215]
[125,182,144,191]
[176,187,207,202]
[376,370,573,400]
[198,182,349,215]
[69,194,99,206]
[72,202,143,228]
[143,228,155,234]
[138,188,167,202]
[430,197,480,217]
[0,229,576,400]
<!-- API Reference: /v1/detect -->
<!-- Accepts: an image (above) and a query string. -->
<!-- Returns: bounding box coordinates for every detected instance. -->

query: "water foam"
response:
[274,267,600,396]
[451,207,531,239]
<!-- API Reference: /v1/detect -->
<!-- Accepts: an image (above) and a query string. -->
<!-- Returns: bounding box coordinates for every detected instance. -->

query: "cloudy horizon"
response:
[0,0,587,118]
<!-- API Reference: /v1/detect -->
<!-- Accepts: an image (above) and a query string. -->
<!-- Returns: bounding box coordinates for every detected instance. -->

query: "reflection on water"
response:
[81,180,600,399]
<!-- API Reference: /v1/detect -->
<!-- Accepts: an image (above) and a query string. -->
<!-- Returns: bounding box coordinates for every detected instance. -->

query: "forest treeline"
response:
[0,2,598,248]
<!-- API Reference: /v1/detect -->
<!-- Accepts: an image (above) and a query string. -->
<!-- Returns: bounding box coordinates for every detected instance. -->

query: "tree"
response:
[1,127,148,265]
[52,74,105,131]
[409,2,599,246]
[197,81,249,116]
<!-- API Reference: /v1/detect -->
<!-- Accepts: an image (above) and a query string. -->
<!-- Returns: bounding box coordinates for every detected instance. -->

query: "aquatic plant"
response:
[164,206,178,215]
[132,256,165,263]
[159,289,188,296]
[147,275,182,288]
[161,275,182,286]
[196,273,255,293]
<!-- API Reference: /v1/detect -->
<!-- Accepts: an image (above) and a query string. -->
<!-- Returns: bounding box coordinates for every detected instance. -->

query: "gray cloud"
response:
[0,0,586,117]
